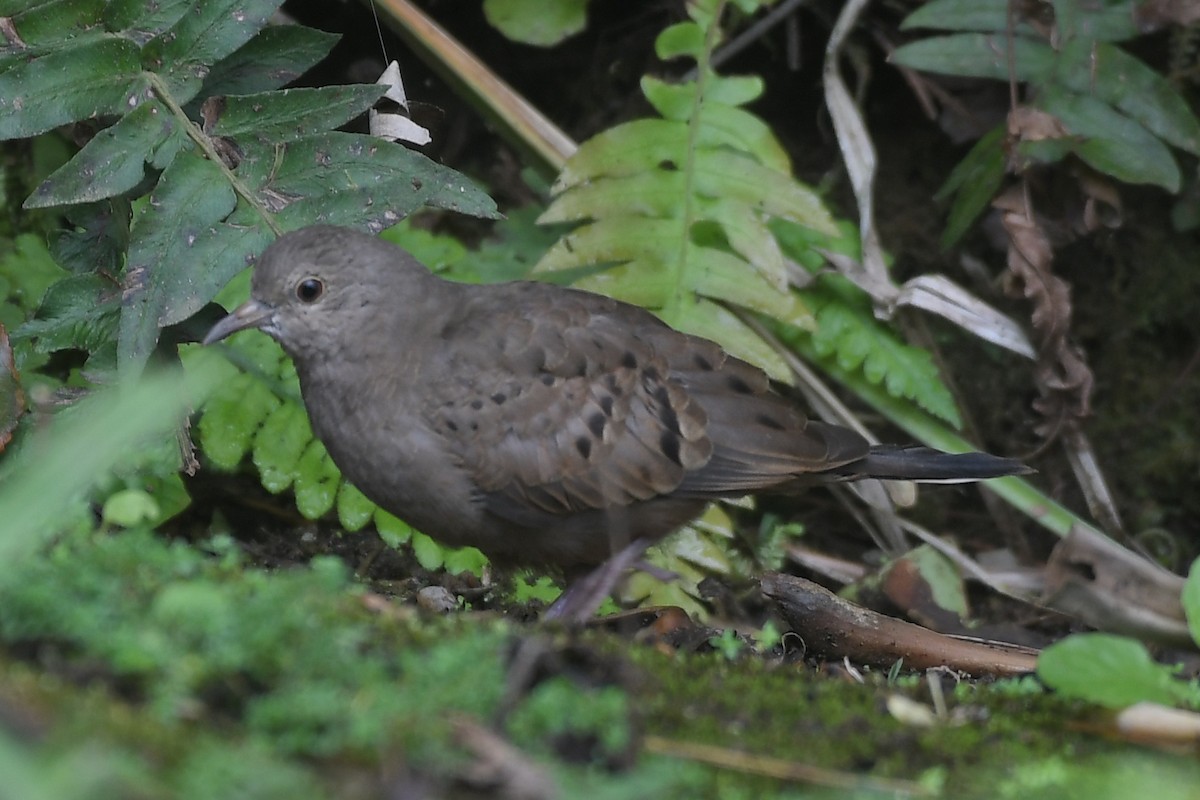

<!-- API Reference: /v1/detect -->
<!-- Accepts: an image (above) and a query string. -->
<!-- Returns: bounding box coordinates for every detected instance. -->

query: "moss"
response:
[4,530,1200,798]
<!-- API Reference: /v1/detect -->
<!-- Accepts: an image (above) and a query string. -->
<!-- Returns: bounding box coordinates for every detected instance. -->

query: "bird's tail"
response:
[833,445,1033,483]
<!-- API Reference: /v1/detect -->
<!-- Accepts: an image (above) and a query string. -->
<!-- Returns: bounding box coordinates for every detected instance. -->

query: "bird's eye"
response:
[295,277,324,303]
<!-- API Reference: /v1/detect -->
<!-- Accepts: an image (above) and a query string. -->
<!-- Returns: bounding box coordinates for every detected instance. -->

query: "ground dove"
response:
[204,226,1030,620]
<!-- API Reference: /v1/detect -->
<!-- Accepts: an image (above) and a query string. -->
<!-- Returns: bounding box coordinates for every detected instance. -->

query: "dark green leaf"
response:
[26,101,189,208]
[1052,0,1139,43]
[937,125,1006,248]
[235,132,499,226]
[16,274,120,354]
[890,33,1056,82]
[0,0,105,50]
[144,0,284,102]
[51,201,131,275]
[207,85,386,144]
[197,24,340,97]
[1040,86,1180,190]
[119,152,260,372]
[103,0,192,42]
[0,35,145,139]
[1058,40,1200,155]
[1014,137,1076,166]
[900,0,1011,32]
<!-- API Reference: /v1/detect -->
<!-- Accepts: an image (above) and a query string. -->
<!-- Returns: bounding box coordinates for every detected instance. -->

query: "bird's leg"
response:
[543,536,653,623]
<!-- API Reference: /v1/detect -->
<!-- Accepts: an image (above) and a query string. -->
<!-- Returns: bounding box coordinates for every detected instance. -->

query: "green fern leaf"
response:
[198,372,279,470]
[797,284,962,428]
[535,1,834,382]
[252,402,311,494]
[293,439,340,521]
[336,482,376,533]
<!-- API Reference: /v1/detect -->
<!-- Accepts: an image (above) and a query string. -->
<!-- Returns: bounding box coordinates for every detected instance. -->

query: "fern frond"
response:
[533,0,836,380]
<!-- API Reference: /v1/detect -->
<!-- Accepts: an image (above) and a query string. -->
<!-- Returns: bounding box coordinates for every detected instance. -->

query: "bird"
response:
[204,225,1031,621]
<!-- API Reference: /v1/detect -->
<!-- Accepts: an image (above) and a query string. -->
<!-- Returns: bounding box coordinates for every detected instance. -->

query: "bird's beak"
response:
[202,299,275,345]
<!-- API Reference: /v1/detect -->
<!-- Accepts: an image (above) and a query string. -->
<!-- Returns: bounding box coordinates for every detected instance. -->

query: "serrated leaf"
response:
[890,33,1056,82]
[293,439,339,519]
[252,401,312,493]
[120,134,495,375]
[198,24,340,97]
[336,481,376,532]
[482,0,589,47]
[199,372,280,469]
[120,151,269,373]
[1058,40,1200,155]
[807,290,961,426]
[51,201,131,275]
[15,273,120,354]
[26,101,188,208]
[144,0,285,103]
[104,0,191,40]
[0,35,145,139]
[1,0,106,51]
[207,85,386,144]
[1039,86,1180,190]
[235,132,500,226]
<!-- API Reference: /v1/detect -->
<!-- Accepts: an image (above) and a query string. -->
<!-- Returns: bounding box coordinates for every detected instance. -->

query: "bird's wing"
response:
[423,282,869,522]
[424,284,713,520]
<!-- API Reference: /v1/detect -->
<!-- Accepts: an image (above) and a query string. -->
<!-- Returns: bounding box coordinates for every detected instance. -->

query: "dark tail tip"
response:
[850,445,1034,483]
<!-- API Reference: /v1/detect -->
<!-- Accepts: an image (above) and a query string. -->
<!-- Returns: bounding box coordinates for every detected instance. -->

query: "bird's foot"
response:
[543,537,653,623]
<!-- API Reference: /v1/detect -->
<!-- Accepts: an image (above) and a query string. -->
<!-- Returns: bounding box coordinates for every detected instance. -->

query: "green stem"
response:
[664,2,727,323]
[145,72,282,237]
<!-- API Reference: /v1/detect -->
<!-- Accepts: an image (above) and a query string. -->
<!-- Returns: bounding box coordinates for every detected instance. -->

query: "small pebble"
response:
[417,585,458,613]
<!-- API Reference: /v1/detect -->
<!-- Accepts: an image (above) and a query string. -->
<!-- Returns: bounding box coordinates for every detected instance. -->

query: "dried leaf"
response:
[995,184,1094,435]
